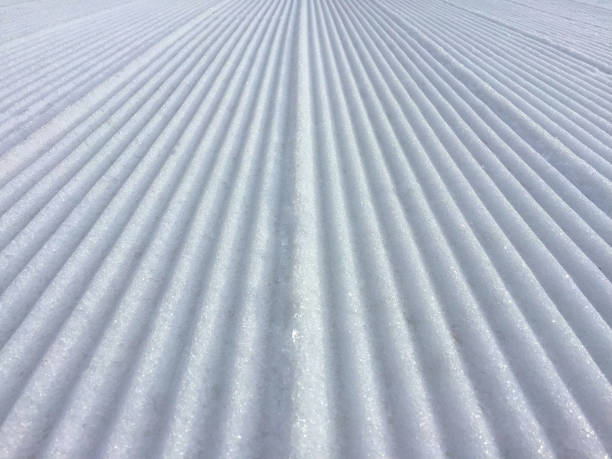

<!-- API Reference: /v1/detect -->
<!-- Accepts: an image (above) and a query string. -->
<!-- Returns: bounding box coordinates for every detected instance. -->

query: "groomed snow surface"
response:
[1,0,611,457]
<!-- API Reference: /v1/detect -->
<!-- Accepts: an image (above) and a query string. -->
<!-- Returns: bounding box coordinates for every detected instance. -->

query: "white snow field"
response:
[0,0,611,457]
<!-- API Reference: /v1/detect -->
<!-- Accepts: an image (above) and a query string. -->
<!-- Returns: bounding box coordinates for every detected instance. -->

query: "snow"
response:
[0,0,611,457]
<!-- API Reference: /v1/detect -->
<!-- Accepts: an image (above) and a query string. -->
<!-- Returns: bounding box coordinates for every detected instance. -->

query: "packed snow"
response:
[0,0,611,457]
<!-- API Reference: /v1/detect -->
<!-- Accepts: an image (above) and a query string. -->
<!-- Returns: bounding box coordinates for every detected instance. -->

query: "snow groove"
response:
[0,0,611,457]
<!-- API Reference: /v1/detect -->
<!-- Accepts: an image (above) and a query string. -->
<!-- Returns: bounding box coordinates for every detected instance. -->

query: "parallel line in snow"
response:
[0,1,177,88]
[342,0,612,453]
[0,0,268,387]
[0,0,243,252]
[1,1,610,457]
[0,2,201,107]
[0,5,224,152]
[439,0,612,74]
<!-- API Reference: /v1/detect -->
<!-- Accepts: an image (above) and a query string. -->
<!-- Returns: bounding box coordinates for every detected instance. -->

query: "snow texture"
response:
[0,0,611,457]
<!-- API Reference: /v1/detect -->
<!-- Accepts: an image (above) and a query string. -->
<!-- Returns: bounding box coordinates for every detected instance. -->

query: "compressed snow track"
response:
[1,0,611,457]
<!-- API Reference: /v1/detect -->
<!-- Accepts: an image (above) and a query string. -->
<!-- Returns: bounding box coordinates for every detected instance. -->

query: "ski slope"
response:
[0,0,611,457]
